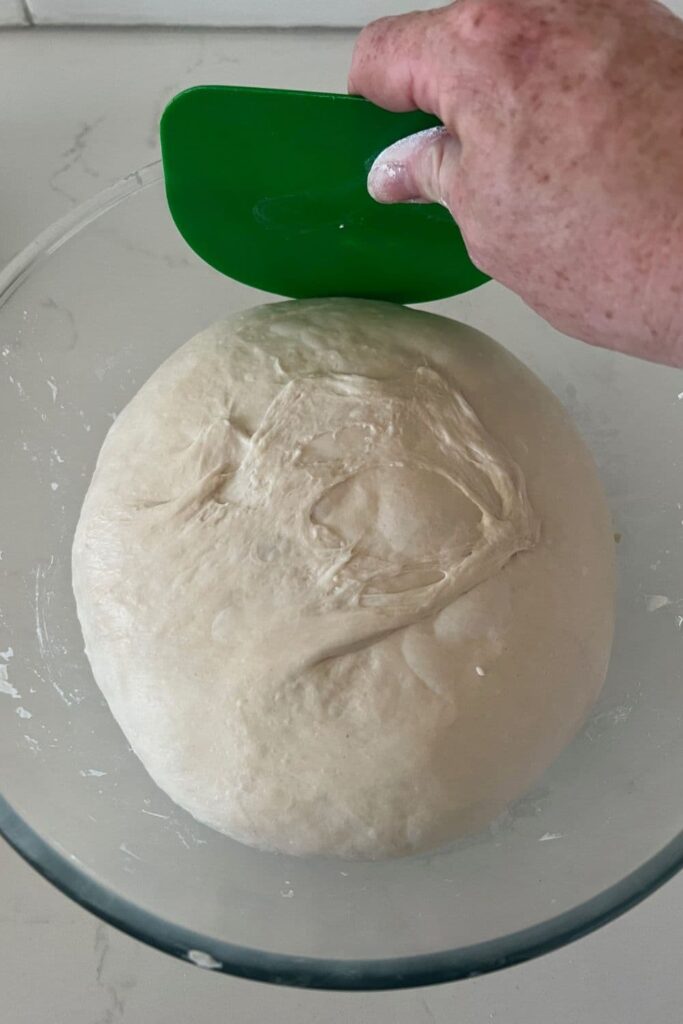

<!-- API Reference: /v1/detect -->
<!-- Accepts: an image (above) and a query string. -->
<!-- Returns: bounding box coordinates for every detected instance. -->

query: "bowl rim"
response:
[1,163,682,990]
[3,792,683,990]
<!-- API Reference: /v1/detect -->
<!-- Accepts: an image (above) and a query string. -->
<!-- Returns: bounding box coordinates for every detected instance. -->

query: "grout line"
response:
[1,21,359,32]
[19,0,33,26]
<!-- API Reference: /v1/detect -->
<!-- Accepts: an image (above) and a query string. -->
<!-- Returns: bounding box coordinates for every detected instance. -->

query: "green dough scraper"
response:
[160,85,488,304]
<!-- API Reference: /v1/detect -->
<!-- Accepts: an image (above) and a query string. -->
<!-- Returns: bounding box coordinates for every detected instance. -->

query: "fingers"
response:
[368,127,462,209]
[348,8,447,114]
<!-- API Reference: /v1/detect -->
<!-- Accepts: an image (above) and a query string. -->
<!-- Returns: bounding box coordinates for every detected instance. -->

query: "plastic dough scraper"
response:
[160,85,488,304]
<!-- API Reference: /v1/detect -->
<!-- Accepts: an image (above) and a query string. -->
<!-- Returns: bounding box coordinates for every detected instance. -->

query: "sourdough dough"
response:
[73,299,614,859]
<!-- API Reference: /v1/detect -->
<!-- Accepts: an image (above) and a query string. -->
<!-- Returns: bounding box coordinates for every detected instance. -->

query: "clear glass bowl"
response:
[1,163,681,990]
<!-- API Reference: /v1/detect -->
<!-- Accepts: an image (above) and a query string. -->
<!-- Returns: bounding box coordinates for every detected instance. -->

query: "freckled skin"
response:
[349,0,683,366]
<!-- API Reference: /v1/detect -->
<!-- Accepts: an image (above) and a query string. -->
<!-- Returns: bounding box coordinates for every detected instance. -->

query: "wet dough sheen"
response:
[73,299,614,859]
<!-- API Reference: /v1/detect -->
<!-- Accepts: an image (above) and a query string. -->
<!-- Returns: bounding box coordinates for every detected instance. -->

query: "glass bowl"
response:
[1,163,681,991]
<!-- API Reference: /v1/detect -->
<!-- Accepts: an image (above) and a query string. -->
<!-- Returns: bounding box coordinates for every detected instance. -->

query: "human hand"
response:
[349,0,683,366]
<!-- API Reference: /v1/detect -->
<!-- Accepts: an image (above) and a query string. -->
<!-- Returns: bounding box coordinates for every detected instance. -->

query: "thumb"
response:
[367,126,461,209]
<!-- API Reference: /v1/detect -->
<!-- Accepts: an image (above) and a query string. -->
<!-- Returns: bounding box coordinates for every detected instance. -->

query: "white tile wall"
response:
[0,0,27,26]
[15,0,683,27]
[25,0,437,27]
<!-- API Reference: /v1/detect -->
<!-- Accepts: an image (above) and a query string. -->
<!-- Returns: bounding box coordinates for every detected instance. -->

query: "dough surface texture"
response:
[73,298,614,859]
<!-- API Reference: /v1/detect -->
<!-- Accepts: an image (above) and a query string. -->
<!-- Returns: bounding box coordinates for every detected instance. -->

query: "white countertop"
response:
[1,25,682,1023]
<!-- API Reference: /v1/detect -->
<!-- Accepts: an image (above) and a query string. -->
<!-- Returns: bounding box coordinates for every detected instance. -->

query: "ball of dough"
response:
[73,298,614,859]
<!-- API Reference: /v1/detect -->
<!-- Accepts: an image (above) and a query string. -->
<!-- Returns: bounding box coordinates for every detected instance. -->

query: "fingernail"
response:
[367,127,449,204]
[368,159,423,203]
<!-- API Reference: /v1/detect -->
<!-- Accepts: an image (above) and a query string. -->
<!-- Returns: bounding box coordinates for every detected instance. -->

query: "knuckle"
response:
[454,0,523,45]
[363,14,395,38]
[360,13,405,50]
[351,15,395,63]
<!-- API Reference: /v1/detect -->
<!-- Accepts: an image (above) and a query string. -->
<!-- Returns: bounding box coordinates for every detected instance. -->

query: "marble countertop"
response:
[1,25,682,1024]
